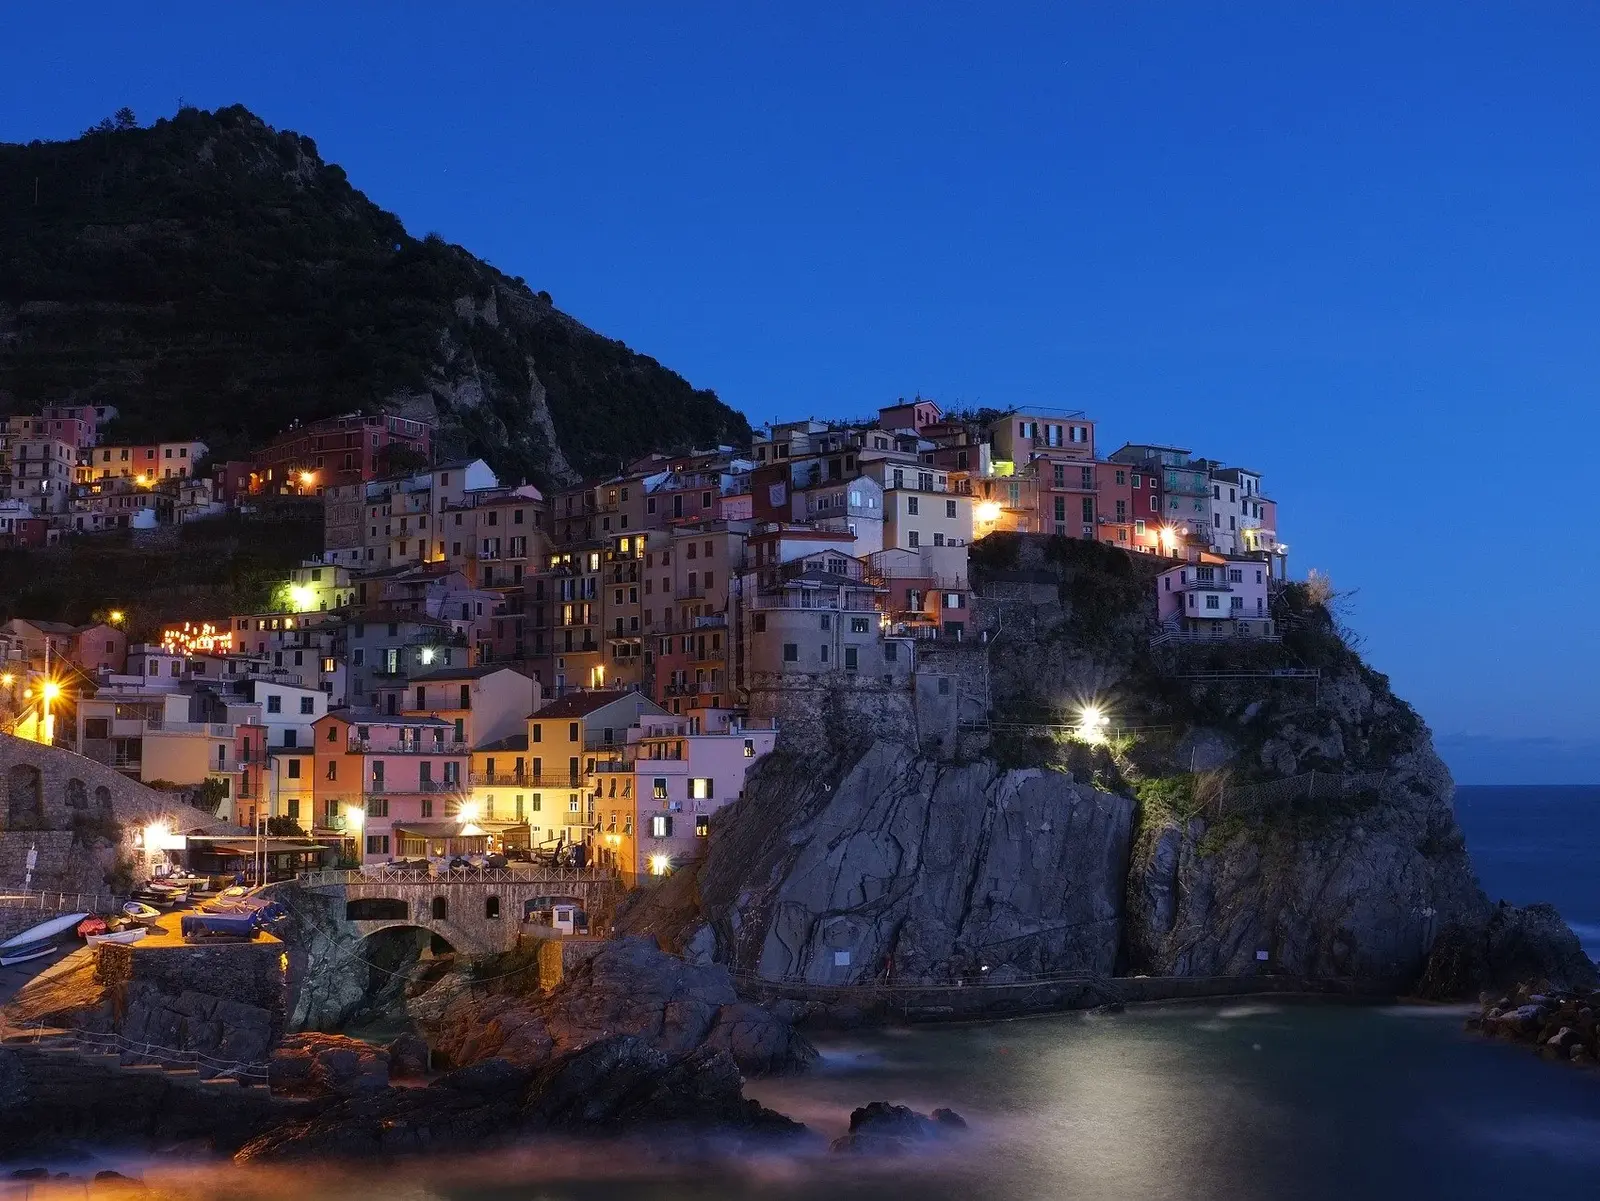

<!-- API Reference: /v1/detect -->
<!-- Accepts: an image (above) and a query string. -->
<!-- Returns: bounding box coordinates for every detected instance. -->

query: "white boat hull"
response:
[0,912,90,952]
[86,928,148,947]
[0,943,57,967]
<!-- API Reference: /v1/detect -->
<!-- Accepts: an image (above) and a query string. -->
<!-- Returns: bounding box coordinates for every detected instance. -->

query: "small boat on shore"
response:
[0,912,90,967]
[121,901,161,924]
[86,926,148,948]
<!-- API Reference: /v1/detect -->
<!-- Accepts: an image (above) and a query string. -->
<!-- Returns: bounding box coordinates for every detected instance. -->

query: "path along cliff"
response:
[620,535,1594,999]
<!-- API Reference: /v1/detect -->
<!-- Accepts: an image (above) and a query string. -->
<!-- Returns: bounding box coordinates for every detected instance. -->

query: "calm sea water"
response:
[13,788,1596,1201]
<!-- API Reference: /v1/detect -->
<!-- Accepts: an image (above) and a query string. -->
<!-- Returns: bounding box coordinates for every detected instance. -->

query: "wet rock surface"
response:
[1469,982,1600,1066]
[830,1101,968,1154]
[421,936,818,1077]
[269,1032,391,1098]
[235,1036,805,1161]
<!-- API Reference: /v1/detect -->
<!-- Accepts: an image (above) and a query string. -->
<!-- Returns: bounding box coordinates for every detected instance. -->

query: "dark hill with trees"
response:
[0,104,749,486]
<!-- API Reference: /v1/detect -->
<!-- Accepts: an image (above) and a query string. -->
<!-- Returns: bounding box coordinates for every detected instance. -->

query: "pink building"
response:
[609,717,777,884]
[313,711,468,861]
[1155,557,1274,638]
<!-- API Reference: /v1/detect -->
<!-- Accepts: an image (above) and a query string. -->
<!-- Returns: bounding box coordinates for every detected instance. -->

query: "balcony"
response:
[348,737,468,754]
[673,584,708,600]
[469,769,528,786]
[749,592,877,612]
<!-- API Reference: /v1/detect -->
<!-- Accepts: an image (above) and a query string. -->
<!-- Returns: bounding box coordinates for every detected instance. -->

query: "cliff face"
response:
[0,105,750,485]
[688,743,1134,984]
[627,536,1592,995]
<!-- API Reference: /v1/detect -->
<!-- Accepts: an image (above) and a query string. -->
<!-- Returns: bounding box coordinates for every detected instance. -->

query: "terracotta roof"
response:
[532,689,653,719]
[409,665,531,683]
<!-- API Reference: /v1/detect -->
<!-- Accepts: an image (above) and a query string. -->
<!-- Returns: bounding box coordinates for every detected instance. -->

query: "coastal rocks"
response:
[830,1102,968,1154]
[683,742,1135,984]
[1418,902,1598,999]
[419,936,817,1077]
[235,1037,804,1162]
[1469,983,1600,1067]
[269,1033,390,1098]
[386,1032,431,1079]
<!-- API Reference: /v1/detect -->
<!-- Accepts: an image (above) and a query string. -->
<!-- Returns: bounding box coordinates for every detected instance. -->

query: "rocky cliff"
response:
[0,105,749,485]
[625,536,1595,997]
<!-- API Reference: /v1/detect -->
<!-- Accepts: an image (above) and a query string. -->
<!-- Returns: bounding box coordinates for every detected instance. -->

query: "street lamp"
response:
[1076,704,1112,744]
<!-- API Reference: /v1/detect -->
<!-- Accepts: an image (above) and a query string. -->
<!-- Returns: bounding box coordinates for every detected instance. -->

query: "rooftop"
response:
[532,689,651,720]
[408,664,532,684]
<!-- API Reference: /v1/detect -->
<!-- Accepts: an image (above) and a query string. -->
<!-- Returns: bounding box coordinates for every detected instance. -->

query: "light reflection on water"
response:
[9,1001,1600,1201]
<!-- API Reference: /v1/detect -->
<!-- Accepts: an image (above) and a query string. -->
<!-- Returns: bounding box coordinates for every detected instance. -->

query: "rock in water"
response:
[830,1101,968,1154]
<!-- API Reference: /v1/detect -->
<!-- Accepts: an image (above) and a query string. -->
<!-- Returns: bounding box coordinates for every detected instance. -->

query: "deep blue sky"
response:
[3,4,1598,781]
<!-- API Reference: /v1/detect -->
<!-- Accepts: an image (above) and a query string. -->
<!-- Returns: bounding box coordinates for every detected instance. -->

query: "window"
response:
[783,643,798,662]
[851,617,869,633]
[844,646,858,671]
[266,695,282,714]
[908,531,920,548]
[690,778,713,800]
[365,835,390,856]
[326,760,338,781]
[744,739,755,758]
[568,722,578,741]
[753,613,766,633]
[366,796,389,817]
[651,814,673,838]
[906,496,919,515]
[300,696,315,715]
[945,499,957,518]
[532,723,541,743]
[1205,595,1221,610]
[820,614,831,631]
[286,759,302,779]
[1229,569,1244,583]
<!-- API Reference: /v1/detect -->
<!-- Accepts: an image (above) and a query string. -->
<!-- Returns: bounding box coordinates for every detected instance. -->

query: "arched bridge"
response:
[287,866,623,955]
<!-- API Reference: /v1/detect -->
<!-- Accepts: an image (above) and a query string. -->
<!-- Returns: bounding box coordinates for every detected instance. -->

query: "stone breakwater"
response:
[1468,984,1600,1066]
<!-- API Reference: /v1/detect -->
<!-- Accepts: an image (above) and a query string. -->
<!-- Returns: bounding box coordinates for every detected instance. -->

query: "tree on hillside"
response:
[114,107,138,130]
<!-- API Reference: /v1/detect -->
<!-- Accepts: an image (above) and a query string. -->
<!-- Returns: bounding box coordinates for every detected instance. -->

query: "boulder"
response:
[420,937,815,1077]
[704,1001,821,1076]
[269,1033,389,1098]
[830,1101,968,1154]
[386,1032,431,1080]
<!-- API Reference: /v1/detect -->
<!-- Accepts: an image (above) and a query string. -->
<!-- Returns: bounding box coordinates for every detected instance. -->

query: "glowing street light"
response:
[346,804,365,833]
[1076,704,1112,744]
[456,799,481,825]
[974,500,1002,525]
[299,471,316,487]
[108,610,125,625]
[287,584,314,611]
[649,854,672,877]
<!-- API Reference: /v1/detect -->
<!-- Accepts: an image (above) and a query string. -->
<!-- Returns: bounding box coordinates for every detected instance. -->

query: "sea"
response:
[8,785,1598,1201]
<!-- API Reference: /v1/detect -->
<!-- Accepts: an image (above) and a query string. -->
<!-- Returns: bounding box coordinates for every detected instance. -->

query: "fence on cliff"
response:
[1210,771,1391,816]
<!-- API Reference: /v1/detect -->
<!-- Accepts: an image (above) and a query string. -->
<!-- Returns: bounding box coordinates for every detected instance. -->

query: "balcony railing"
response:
[469,769,528,786]
[348,738,468,754]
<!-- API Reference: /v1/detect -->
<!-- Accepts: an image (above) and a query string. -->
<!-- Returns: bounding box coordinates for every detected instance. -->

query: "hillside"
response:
[0,105,749,486]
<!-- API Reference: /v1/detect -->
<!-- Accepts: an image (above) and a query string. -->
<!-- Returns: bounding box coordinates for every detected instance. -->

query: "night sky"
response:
[4,4,1597,781]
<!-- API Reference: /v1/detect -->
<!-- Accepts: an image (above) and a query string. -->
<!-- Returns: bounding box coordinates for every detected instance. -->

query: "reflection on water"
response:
[9,1002,1600,1201]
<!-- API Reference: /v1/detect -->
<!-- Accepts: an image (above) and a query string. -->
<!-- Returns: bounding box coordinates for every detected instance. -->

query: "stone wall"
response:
[0,733,233,893]
[99,937,289,1065]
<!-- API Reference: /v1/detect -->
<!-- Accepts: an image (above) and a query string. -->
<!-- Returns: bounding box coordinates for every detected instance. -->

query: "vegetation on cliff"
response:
[0,105,749,485]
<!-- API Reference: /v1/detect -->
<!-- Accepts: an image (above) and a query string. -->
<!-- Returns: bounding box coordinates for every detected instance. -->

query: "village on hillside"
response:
[1,399,1286,886]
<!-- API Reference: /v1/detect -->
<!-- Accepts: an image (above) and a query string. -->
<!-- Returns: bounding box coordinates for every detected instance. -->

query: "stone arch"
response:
[347,897,409,921]
[94,785,113,813]
[66,777,89,810]
[7,764,45,828]
[431,895,448,922]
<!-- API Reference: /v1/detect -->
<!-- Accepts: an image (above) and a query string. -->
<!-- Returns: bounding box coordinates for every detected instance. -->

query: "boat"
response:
[77,916,109,939]
[179,912,258,943]
[86,927,148,948]
[0,912,90,967]
[121,901,161,924]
